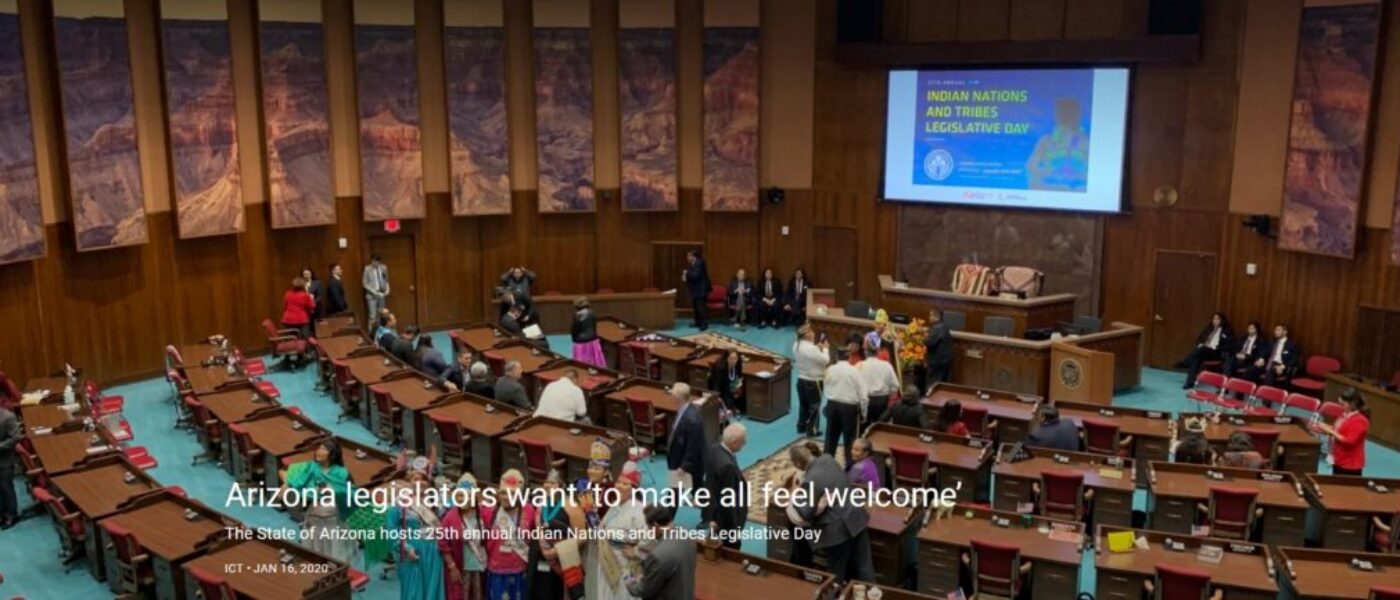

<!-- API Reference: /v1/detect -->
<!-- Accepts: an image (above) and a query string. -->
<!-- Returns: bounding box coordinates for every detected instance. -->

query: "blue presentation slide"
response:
[882,68,1130,213]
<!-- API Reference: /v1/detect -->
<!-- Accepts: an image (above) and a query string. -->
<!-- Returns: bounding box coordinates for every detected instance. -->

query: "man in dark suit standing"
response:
[1261,324,1300,386]
[666,383,706,489]
[324,263,349,315]
[703,423,748,549]
[922,309,954,394]
[682,250,711,331]
[626,505,696,600]
[787,442,873,585]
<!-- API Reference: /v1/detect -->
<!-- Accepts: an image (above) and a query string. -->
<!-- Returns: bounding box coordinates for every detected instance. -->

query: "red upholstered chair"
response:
[1282,393,1321,420]
[1372,510,1398,552]
[625,395,668,448]
[1372,587,1400,600]
[1187,371,1227,411]
[1214,378,1256,412]
[1206,486,1258,540]
[32,488,84,567]
[232,347,267,378]
[959,404,989,439]
[1153,563,1212,600]
[625,343,660,380]
[1291,355,1341,396]
[1238,427,1280,463]
[1081,417,1131,457]
[164,344,185,369]
[482,351,507,378]
[430,414,468,479]
[261,318,308,366]
[349,568,371,593]
[84,380,125,416]
[332,359,361,422]
[369,385,401,445]
[1039,469,1087,521]
[228,423,265,485]
[165,486,187,497]
[188,566,238,600]
[1244,385,1286,416]
[101,520,154,595]
[968,538,1028,599]
[1317,401,1346,424]
[705,284,727,318]
[518,436,565,485]
[187,396,222,466]
[16,443,48,493]
[888,444,936,489]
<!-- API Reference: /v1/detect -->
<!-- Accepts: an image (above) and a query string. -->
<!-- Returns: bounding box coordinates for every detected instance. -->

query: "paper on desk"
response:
[20,390,49,405]
[1098,468,1125,479]
[1049,529,1084,545]
[523,324,544,339]
[755,370,773,379]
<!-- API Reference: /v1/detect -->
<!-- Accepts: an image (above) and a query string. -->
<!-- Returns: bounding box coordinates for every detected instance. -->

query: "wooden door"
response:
[369,235,419,326]
[652,241,704,312]
[814,226,859,308]
[1149,250,1217,368]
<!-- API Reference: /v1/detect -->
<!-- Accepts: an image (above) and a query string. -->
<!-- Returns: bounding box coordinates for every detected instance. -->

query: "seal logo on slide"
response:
[923,149,955,181]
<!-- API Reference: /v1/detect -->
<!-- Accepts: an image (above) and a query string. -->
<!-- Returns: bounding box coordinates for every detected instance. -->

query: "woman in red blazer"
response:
[281,277,316,338]
[1317,388,1371,476]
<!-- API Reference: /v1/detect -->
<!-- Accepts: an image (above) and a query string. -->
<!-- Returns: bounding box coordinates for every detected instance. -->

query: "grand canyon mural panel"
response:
[446,26,510,215]
[702,27,758,212]
[0,10,44,263]
[162,18,244,238]
[534,28,594,212]
[1278,3,1380,258]
[55,14,148,251]
[355,24,424,221]
[619,28,677,212]
[260,20,335,228]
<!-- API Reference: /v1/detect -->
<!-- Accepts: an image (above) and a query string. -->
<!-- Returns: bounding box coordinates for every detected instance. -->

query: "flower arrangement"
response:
[897,318,928,366]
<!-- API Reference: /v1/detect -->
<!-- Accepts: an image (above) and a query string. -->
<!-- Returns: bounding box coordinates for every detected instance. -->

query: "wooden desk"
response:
[98,491,234,598]
[529,360,625,423]
[688,351,792,423]
[1304,474,1400,550]
[450,321,515,354]
[924,383,1041,444]
[1055,400,1174,478]
[534,291,676,334]
[313,315,357,339]
[277,436,400,489]
[31,427,115,475]
[595,316,643,370]
[601,379,720,447]
[1183,413,1321,474]
[838,582,937,600]
[1324,372,1400,450]
[764,504,920,589]
[1277,547,1400,599]
[1094,526,1277,600]
[182,539,349,600]
[484,340,562,376]
[176,343,223,367]
[48,456,162,580]
[916,504,1083,598]
[371,373,450,452]
[629,335,706,383]
[198,382,280,425]
[424,395,531,483]
[339,352,413,427]
[992,444,1134,527]
[878,275,1077,338]
[20,403,80,434]
[228,409,331,488]
[318,334,373,361]
[185,364,245,396]
[864,423,994,503]
[1148,461,1309,546]
[696,546,835,600]
[806,300,1143,397]
[23,376,72,400]
[500,417,631,481]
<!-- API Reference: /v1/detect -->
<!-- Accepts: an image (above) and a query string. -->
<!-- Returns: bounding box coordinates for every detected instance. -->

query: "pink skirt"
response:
[572,339,606,368]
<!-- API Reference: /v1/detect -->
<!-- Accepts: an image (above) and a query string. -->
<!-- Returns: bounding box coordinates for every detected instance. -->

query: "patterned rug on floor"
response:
[740,438,846,525]
[681,331,785,359]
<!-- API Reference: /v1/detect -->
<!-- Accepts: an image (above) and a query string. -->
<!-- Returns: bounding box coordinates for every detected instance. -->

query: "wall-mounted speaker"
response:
[765,187,786,205]
[1243,214,1275,238]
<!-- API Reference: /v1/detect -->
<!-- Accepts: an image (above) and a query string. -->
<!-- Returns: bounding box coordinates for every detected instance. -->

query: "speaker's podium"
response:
[1050,342,1115,405]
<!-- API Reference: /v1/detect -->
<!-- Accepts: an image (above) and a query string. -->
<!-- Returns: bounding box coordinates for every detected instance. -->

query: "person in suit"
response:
[494,360,531,410]
[625,505,696,600]
[499,266,536,303]
[727,268,753,330]
[784,268,810,326]
[1224,321,1267,379]
[886,384,928,429]
[497,290,536,327]
[755,268,784,328]
[385,325,418,367]
[1025,406,1080,452]
[707,350,746,415]
[362,254,389,321]
[682,250,711,331]
[300,267,324,319]
[922,309,954,394]
[324,263,349,315]
[0,404,20,529]
[703,423,748,549]
[786,443,874,585]
[415,335,449,378]
[439,350,475,392]
[463,363,495,399]
[375,313,398,349]
[1177,312,1234,389]
[499,304,525,337]
[1260,324,1299,386]
[666,383,706,490]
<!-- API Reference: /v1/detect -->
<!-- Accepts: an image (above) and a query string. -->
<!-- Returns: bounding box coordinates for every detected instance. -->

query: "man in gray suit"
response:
[362,254,389,321]
[493,361,531,410]
[626,505,696,600]
[788,442,874,585]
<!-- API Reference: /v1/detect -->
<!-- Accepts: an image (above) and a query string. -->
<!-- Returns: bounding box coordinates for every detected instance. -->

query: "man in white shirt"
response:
[856,350,899,424]
[793,325,831,437]
[823,338,868,465]
[534,369,589,423]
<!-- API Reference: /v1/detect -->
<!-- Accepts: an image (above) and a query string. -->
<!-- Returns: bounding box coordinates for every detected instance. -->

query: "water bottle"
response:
[63,382,75,405]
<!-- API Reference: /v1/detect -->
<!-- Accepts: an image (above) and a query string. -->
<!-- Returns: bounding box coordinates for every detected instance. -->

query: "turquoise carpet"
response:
[2,323,1396,599]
